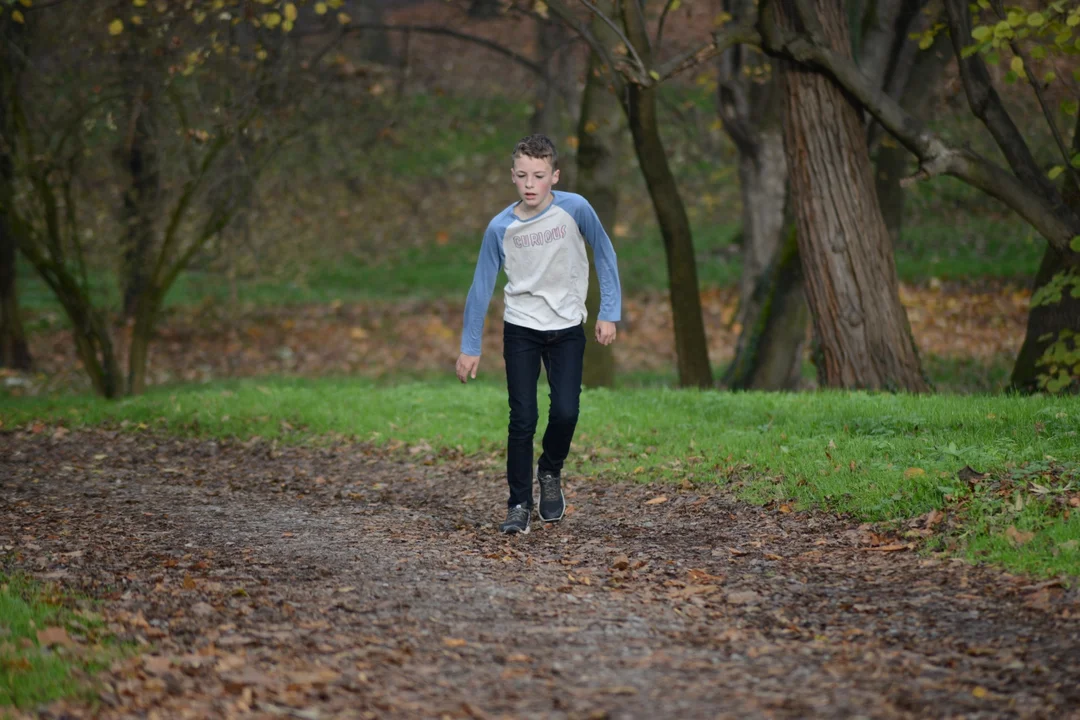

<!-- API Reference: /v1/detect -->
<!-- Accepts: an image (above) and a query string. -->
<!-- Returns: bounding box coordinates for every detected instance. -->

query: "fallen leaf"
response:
[142,655,174,675]
[611,554,630,570]
[972,686,989,698]
[36,627,75,648]
[1005,525,1035,546]
[644,496,668,505]
[725,590,762,605]
[863,543,912,552]
[443,637,468,648]
[903,467,926,479]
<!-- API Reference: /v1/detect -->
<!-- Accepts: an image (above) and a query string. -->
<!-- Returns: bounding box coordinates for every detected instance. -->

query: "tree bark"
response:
[575,7,622,389]
[621,0,712,388]
[1010,115,1080,394]
[120,83,160,320]
[0,16,32,370]
[1009,246,1080,394]
[718,39,810,390]
[778,0,928,391]
[722,227,810,389]
[718,44,788,324]
[530,18,563,138]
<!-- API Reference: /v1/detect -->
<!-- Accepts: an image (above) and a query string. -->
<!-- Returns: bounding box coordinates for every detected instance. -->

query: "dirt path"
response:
[2,429,1078,719]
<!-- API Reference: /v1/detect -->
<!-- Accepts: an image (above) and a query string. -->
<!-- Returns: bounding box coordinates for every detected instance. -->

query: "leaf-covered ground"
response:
[2,429,1078,719]
[15,283,1029,394]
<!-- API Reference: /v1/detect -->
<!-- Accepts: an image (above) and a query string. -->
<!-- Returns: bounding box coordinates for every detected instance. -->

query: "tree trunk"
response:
[1009,245,1080,393]
[0,16,32,370]
[621,1,712,388]
[718,44,789,324]
[120,86,160,321]
[1010,115,1080,394]
[575,9,622,388]
[530,19,563,138]
[722,227,810,389]
[718,41,809,390]
[778,0,929,391]
[127,293,158,395]
[0,215,31,370]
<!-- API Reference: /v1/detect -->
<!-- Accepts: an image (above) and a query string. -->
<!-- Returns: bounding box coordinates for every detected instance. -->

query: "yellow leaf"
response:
[443,637,467,648]
[131,14,143,25]
[133,0,147,6]
[315,2,327,14]
[256,48,268,61]
[109,18,124,35]
[534,0,548,18]
[19,0,33,7]
[1010,55,1024,75]
[669,0,681,10]
[337,12,350,24]
[328,0,343,7]
[903,467,926,479]
[284,3,297,21]
[263,12,281,28]
[12,9,25,22]
[972,686,989,698]
[283,19,294,32]
[584,120,599,134]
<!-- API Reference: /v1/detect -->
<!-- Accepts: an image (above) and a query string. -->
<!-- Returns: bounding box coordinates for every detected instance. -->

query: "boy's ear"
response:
[552,168,560,185]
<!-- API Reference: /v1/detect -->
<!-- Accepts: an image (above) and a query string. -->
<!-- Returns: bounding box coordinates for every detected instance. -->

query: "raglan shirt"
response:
[460,191,622,357]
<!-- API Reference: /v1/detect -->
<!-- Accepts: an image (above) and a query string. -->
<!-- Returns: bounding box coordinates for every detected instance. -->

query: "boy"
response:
[456,134,622,535]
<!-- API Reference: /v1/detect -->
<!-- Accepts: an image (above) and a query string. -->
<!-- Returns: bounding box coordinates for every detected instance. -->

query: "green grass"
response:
[0,573,124,711]
[3,377,1078,578]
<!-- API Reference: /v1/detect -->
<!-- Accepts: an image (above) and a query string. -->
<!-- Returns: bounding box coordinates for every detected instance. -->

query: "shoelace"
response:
[508,505,529,524]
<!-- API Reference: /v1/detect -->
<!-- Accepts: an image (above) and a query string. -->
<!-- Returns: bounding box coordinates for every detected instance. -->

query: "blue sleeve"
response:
[574,200,622,322]
[461,223,504,356]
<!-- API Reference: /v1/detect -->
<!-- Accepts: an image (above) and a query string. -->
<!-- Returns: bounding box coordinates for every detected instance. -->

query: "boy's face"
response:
[511,154,559,214]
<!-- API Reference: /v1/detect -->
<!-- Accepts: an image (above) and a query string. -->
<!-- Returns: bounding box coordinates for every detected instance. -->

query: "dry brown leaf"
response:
[443,637,468,648]
[1005,525,1035,546]
[36,626,75,648]
[644,496,668,505]
[863,543,912,552]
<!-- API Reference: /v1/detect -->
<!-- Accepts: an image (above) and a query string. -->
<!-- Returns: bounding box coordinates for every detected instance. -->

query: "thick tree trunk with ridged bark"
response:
[779,0,928,391]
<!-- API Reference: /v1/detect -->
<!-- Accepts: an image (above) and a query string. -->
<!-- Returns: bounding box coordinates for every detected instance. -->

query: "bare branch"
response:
[545,0,629,92]
[357,23,546,79]
[655,0,679,54]
[578,0,649,81]
[655,20,760,81]
[941,0,1077,228]
[983,0,1080,195]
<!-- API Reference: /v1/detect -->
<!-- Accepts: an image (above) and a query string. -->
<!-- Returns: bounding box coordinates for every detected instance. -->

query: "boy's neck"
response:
[515,192,555,220]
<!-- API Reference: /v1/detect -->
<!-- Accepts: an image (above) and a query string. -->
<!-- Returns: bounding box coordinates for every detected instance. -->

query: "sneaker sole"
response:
[538,489,565,523]
[501,524,530,535]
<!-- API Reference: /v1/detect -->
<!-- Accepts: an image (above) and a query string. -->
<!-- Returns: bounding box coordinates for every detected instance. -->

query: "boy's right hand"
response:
[456,354,480,383]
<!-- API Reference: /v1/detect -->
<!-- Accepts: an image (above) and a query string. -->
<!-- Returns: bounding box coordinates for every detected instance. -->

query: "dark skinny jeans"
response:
[502,321,586,509]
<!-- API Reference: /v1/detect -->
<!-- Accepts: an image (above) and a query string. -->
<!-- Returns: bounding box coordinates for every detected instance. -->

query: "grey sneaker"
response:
[537,469,565,522]
[499,504,531,535]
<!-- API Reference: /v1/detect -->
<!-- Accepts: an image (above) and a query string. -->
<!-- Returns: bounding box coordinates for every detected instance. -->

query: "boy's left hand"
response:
[595,320,617,346]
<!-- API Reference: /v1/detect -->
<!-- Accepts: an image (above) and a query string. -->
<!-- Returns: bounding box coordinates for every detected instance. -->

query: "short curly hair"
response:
[511,134,559,171]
